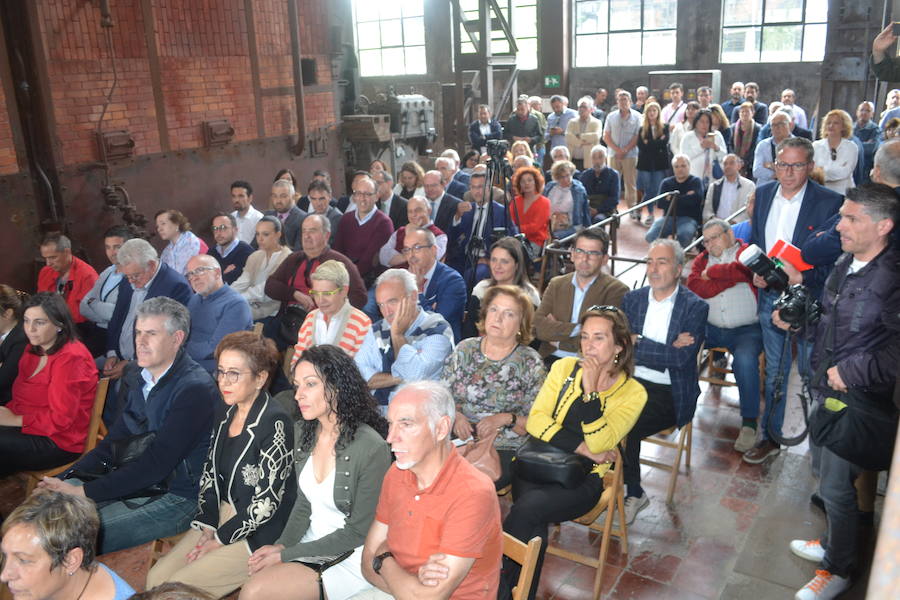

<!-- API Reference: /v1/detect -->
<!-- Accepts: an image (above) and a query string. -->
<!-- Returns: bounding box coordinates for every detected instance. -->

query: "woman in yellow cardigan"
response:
[502,306,647,599]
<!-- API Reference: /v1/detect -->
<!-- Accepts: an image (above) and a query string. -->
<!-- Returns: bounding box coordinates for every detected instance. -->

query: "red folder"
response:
[769,239,814,272]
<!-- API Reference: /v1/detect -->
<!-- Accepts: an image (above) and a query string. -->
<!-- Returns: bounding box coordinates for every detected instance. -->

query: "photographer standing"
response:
[788,183,900,600]
[744,138,843,463]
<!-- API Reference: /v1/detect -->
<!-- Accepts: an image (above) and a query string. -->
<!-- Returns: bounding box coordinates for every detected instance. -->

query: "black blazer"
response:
[383,194,409,229]
[194,392,297,551]
[0,323,27,404]
[433,192,461,233]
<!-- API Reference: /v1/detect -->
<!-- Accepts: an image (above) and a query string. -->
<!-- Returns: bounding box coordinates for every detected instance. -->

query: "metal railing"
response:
[683,206,748,252]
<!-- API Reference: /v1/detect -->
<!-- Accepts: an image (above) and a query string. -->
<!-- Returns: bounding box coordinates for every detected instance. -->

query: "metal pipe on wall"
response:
[287,0,306,156]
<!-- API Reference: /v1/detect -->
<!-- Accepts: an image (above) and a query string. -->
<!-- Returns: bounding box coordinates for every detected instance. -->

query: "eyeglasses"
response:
[375,298,402,310]
[774,161,808,171]
[352,190,376,197]
[123,270,147,283]
[586,305,620,314]
[212,225,231,232]
[400,244,434,256]
[570,247,605,258]
[214,369,249,384]
[830,148,837,161]
[309,287,343,298]
[185,266,217,279]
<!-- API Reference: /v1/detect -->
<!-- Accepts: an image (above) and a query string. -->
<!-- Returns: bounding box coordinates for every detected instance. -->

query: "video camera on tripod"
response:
[739,244,822,328]
[485,139,513,179]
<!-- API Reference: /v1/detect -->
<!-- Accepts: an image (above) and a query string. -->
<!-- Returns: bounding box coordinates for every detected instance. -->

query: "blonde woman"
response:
[291,260,371,366]
[812,109,858,194]
[392,161,425,200]
[636,101,669,225]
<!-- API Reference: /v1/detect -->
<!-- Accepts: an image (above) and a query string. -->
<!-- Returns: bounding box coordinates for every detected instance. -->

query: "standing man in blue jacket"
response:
[743,137,843,464]
[40,297,218,554]
[468,104,503,153]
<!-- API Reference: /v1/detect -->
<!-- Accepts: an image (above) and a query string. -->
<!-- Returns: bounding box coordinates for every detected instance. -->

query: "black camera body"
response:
[739,244,821,328]
[485,139,513,179]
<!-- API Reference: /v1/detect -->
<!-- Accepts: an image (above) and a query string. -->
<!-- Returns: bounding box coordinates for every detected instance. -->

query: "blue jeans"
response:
[97,492,196,554]
[645,216,698,248]
[758,289,812,442]
[705,323,763,420]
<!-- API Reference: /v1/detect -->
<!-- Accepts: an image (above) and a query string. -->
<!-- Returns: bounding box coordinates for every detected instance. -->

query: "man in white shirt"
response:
[703,154,755,222]
[752,111,794,187]
[687,220,762,453]
[230,180,263,245]
[604,91,642,213]
[564,96,603,171]
[661,82,686,130]
[781,88,808,130]
[81,226,132,337]
[621,239,708,524]
[697,86,713,109]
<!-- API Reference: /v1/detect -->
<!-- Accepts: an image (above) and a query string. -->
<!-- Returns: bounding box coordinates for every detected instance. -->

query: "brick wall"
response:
[0,77,17,175]
[27,0,336,166]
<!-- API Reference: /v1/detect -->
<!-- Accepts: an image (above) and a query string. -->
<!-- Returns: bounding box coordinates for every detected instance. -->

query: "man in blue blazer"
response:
[621,239,708,523]
[468,104,503,151]
[446,171,518,280]
[743,137,843,464]
[102,238,193,422]
[403,227,466,342]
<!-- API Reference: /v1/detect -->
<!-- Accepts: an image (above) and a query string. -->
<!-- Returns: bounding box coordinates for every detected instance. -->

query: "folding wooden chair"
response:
[25,378,111,494]
[546,449,628,600]
[639,423,693,505]
[503,533,542,600]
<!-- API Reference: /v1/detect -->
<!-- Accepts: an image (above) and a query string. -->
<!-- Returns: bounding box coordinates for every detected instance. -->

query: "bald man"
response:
[184,254,252,372]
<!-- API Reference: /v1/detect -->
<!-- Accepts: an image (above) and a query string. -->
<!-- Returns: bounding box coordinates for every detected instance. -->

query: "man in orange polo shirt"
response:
[358,381,502,600]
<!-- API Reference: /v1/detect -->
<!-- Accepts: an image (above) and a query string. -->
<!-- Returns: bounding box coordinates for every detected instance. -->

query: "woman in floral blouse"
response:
[442,284,545,488]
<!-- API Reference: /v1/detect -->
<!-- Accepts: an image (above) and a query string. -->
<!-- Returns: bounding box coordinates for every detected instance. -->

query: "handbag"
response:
[278,304,308,344]
[458,427,502,482]
[67,431,171,500]
[513,363,594,488]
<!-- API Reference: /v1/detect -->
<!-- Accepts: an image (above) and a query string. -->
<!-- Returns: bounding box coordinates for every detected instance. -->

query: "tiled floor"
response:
[0,214,882,599]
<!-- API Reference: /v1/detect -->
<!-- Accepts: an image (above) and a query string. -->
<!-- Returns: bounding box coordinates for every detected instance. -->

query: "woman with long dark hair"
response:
[241,345,390,600]
[0,292,97,477]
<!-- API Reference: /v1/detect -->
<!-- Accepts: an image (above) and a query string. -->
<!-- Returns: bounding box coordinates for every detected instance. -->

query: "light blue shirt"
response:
[553,274,598,359]
[113,263,162,359]
[141,363,173,401]
[216,238,240,258]
[546,107,578,149]
[604,109,642,159]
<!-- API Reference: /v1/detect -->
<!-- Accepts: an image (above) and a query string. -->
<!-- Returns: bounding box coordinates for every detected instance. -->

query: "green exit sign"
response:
[544,74,561,88]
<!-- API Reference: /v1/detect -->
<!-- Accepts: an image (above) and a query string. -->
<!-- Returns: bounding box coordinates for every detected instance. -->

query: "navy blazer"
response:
[433,192,462,234]
[623,286,708,427]
[420,261,467,343]
[383,194,409,229]
[750,180,843,297]
[447,178,468,199]
[106,263,194,358]
[446,201,519,273]
[263,206,306,251]
[468,119,503,149]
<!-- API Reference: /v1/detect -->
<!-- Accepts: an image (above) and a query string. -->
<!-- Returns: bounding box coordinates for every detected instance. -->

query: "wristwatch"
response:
[372,551,393,574]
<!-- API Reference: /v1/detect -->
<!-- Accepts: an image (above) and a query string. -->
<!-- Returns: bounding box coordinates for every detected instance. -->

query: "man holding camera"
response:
[788,183,900,600]
[743,137,843,464]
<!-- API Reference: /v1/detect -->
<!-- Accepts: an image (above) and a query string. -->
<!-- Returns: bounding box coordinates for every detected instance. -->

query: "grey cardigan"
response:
[278,422,391,562]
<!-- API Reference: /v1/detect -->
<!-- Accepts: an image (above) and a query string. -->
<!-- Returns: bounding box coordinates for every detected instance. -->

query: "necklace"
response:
[74,567,94,600]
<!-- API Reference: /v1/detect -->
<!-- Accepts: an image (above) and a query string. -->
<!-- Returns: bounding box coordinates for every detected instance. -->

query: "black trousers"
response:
[0,426,79,478]
[622,378,677,497]
[502,473,604,600]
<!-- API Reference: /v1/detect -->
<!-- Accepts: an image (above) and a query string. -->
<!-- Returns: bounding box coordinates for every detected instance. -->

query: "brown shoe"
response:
[742,439,780,464]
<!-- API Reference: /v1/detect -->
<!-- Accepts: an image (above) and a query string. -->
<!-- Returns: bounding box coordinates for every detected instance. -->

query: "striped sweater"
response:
[291,302,372,367]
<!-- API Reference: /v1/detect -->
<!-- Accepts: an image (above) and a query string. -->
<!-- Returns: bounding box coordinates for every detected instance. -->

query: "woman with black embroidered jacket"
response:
[241,344,390,600]
[147,331,296,598]
[502,307,647,600]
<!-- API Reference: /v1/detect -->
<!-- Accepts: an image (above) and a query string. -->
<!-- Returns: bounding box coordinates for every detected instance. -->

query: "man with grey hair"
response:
[440,148,472,190]
[752,110,794,187]
[504,95,543,151]
[702,153,755,222]
[402,227,466,341]
[358,380,502,600]
[565,95,603,171]
[373,169,408,230]
[41,296,218,554]
[620,238,708,523]
[422,169,460,233]
[632,86,648,113]
[546,94,577,157]
[604,90,642,212]
[687,219,762,452]
[264,178,306,250]
[529,95,548,163]
[184,254,252,372]
[436,155,468,199]
[854,100,880,185]
[354,268,453,408]
[104,238,192,385]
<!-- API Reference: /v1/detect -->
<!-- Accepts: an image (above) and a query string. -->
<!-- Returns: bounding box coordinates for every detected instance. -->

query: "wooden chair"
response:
[546,450,628,600]
[639,423,693,505]
[282,345,295,377]
[252,321,264,336]
[698,345,737,387]
[147,532,188,570]
[502,533,542,600]
[25,378,111,494]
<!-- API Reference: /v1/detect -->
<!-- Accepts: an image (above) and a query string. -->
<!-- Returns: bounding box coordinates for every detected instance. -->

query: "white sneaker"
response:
[734,426,757,453]
[790,539,825,563]
[794,570,850,600]
[623,493,650,525]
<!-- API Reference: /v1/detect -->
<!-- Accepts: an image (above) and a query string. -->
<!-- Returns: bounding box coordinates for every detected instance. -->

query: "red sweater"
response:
[333,210,394,278]
[8,341,98,453]
[510,195,550,248]
[686,240,757,300]
[37,256,98,323]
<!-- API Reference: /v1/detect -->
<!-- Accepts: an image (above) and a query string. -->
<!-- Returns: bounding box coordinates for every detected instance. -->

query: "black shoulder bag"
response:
[66,431,172,500]
[514,363,595,488]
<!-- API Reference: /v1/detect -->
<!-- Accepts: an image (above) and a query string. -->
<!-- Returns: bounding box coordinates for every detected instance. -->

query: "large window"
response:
[353,0,426,76]
[459,0,539,71]
[720,0,828,63]
[573,0,677,67]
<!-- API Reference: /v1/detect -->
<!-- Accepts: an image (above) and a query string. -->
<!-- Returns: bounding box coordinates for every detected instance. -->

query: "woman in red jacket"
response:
[509,166,551,256]
[0,292,97,476]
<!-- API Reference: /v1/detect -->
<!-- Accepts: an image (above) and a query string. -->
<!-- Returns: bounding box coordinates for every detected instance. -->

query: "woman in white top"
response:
[232,216,292,321]
[156,209,205,275]
[391,161,425,201]
[241,345,390,600]
[812,109,858,195]
[680,109,726,187]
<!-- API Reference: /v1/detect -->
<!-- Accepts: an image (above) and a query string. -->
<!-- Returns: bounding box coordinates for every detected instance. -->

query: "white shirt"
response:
[313,310,342,346]
[764,182,808,253]
[717,178,740,219]
[232,206,263,245]
[812,138,858,195]
[848,258,869,274]
[355,208,377,226]
[634,286,678,385]
[430,193,446,222]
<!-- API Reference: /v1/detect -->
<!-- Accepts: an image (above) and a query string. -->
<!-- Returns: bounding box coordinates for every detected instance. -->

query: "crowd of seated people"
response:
[4,58,900,600]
